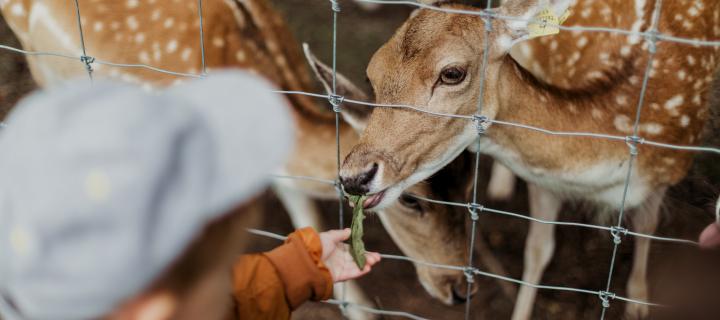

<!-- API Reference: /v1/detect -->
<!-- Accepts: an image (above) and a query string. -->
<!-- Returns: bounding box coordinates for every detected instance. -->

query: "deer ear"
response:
[496,0,573,51]
[302,43,371,133]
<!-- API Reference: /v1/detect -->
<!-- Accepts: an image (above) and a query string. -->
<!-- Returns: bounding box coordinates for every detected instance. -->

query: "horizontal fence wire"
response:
[0,0,716,317]
[272,90,720,155]
[268,173,699,246]
[246,227,662,314]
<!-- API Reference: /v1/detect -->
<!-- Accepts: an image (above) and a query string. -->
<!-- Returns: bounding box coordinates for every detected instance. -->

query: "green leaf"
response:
[348,195,366,269]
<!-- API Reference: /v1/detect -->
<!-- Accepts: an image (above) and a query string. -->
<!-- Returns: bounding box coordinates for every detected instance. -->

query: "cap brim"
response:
[165,71,295,217]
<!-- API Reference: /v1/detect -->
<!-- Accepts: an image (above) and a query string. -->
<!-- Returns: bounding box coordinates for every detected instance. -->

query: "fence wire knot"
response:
[80,55,95,74]
[625,135,644,156]
[329,0,340,12]
[468,203,484,221]
[598,291,616,308]
[329,94,344,113]
[334,179,344,195]
[472,114,489,135]
[645,30,659,53]
[463,267,476,284]
[338,300,350,315]
[610,226,628,245]
[482,9,493,31]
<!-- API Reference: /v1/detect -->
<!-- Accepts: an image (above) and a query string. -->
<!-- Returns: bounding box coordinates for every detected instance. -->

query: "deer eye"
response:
[399,193,423,213]
[440,67,466,85]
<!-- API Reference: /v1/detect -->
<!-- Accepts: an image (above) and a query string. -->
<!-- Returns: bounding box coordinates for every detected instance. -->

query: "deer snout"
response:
[340,162,379,195]
[417,267,479,305]
[450,279,478,305]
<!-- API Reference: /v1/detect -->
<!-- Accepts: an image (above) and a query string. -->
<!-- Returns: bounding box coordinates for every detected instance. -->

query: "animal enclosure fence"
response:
[1,0,720,319]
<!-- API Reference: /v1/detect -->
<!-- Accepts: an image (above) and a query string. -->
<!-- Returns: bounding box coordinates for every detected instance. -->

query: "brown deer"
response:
[0,1,372,317]
[0,0,516,313]
[333,0,720,318]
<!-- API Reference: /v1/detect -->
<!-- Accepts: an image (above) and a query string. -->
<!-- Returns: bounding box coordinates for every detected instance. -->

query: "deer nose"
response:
[340,163,379,195]
[450,279,478,305]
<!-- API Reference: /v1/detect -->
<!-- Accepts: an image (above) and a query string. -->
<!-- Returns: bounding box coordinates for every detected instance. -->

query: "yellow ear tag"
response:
[528,8,571,39]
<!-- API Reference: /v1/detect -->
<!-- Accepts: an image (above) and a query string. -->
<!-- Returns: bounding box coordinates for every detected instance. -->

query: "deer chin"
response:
[368,131,477,211]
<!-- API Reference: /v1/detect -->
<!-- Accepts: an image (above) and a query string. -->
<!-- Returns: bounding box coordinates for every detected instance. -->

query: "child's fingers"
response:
[325,228,351,242]
[364,252,381,266]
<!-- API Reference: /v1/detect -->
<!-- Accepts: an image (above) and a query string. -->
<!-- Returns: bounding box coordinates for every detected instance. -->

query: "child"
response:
[0,71,379,320]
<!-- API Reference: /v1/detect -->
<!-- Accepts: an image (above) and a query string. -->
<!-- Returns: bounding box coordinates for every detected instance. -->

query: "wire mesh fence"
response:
[0,0,719,319]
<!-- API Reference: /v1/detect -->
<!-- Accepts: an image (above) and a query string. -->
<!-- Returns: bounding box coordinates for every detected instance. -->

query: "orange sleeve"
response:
[232,227,333,319]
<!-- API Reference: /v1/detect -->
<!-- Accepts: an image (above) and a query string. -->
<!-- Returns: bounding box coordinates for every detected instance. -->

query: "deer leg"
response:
[512,184,561,320]
[272,182,324,229]
[334,282,378,320]
[625,188,665,319]
[487,162,517,201]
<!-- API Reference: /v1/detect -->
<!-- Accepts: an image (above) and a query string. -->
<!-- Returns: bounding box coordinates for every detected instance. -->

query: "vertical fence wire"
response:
[197,0,207,76]
[599,0,663,318]
[3,0,717,318]
[328,0,348,314]
[463,1,495,319]
[72,0,93,81]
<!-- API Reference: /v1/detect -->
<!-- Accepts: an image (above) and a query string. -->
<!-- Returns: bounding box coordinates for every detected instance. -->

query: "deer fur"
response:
[0,0,524,311]
[335,0,720,318]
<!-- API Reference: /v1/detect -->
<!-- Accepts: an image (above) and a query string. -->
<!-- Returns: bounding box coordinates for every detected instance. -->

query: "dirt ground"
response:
[2,1,720,319]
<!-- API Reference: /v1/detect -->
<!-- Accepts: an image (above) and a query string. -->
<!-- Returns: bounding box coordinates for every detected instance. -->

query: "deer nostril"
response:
[450,281,476,305]
[341,163,379,195]
[358,163,379,186]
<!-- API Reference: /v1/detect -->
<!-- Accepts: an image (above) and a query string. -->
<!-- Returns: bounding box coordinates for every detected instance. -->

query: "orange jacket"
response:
[232,227,333,319]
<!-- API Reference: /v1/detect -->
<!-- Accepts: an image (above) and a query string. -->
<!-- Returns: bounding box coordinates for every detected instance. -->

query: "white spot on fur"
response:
[11,3,24,16]
[688,6,699,17]
[642,123,663,135]
[164,18,175,28]
[621,46,631,57]
[693,94,702,105]
[577,37,588,48]
[134,33,145,43]
[181,47,192,61]
[126,16,139,30]
[236,51,246,62]
[166,40,178,53]
[664,95,684,116]
[212,36,225,48]
[616,95,629,106]
[138,51,150,63]
[126,0,139,9]
[151,9,161,21]
[614,115,632,133]
[93,21,104,32]
[680,115,690,127]
[678,70,687,80]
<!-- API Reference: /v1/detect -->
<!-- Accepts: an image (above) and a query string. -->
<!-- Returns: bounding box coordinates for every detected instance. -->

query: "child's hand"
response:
[319,228,381,282]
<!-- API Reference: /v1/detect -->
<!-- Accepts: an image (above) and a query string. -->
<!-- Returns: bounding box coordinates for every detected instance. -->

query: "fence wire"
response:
[0,0,718,319]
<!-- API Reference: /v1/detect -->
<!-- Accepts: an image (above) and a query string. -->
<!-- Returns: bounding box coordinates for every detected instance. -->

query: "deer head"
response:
[337,0,573,209]
[380,152,478,304]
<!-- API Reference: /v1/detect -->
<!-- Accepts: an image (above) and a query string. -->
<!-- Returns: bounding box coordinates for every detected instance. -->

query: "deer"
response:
[0,0,528,314]
[330,0,720,319]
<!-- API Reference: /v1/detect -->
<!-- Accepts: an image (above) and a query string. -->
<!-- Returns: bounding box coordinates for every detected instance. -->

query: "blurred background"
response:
[1,0,720,319]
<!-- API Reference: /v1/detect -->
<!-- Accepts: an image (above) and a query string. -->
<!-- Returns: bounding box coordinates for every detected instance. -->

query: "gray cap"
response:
[0,71,294,320]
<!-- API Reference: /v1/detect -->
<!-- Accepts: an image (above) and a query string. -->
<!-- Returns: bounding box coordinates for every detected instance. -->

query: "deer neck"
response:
[485,54,636,172]
[228,0,335,124]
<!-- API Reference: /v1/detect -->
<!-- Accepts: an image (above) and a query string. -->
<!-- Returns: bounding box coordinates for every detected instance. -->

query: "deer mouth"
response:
[363,190,386,210]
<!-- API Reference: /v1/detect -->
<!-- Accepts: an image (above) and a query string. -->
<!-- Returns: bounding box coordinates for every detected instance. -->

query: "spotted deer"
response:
[0,1,374,318]
[332,0,720,318]
[0,0,517,313]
